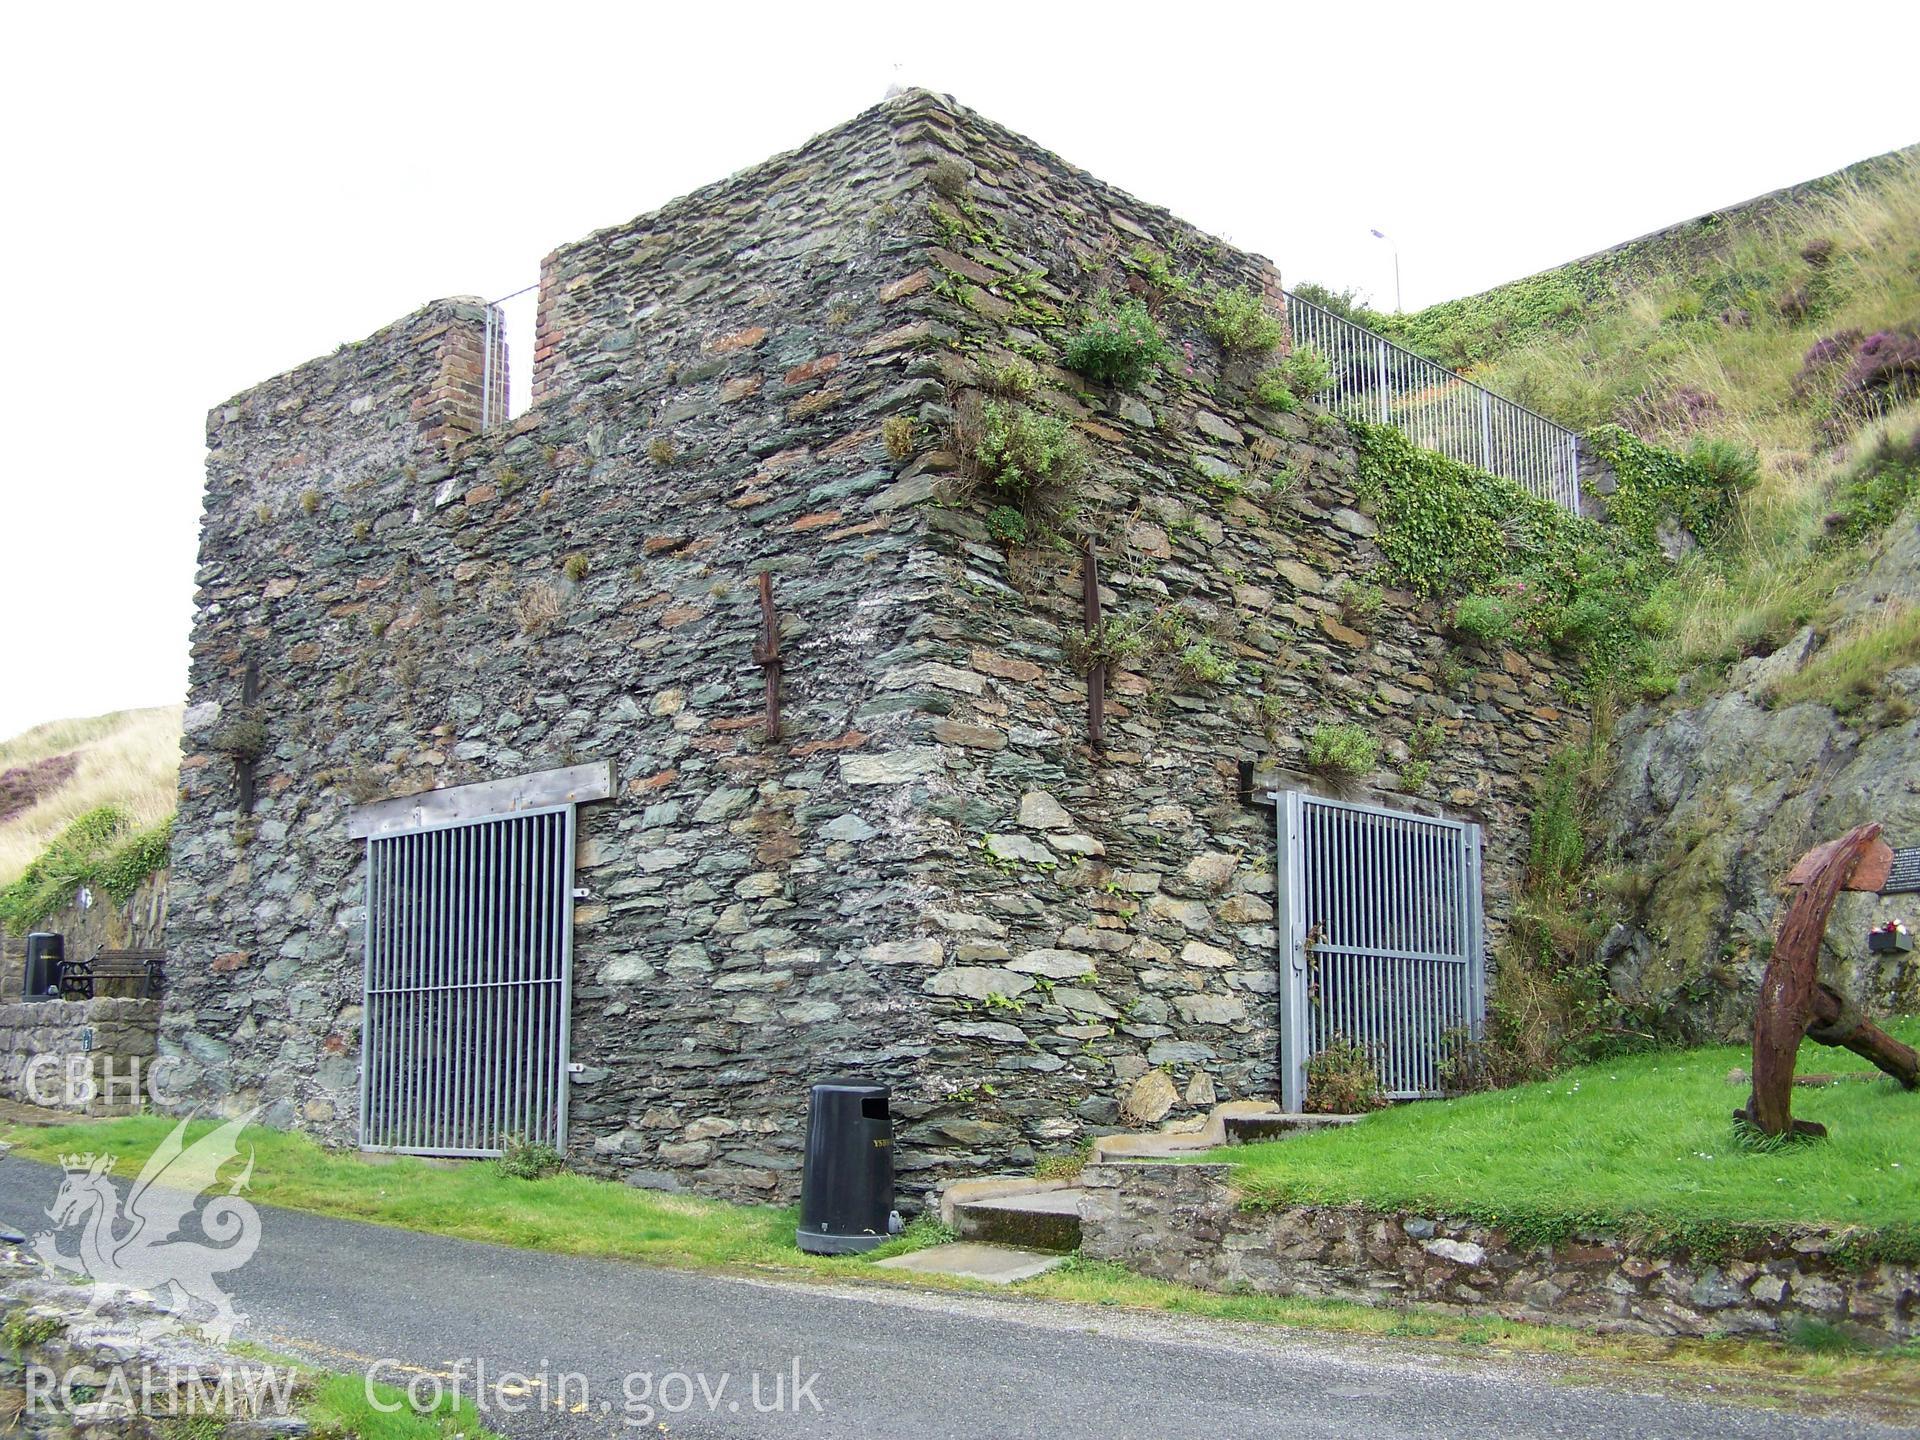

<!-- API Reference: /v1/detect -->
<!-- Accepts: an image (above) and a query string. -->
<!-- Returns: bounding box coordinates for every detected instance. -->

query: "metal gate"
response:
[1275,791,1485,1110]
[359,806,576,1156]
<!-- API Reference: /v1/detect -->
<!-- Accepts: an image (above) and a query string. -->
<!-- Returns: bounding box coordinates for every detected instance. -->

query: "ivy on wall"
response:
[1584,424,1752,550]
[0,807,172,933]
[1350,421,1735,696]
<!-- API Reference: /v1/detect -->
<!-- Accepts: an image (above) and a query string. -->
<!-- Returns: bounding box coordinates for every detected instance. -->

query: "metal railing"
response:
[480,283,539,430]
[1285,290,1582,513]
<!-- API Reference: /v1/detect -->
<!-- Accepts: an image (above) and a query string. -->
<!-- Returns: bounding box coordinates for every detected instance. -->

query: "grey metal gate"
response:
[1275,791,1485,1111]
[358,806,576,1156]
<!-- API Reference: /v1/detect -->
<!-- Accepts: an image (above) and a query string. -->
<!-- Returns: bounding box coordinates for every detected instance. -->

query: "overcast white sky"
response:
[1,1,1915,741]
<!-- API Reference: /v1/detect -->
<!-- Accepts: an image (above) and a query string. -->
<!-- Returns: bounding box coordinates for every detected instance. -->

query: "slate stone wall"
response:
[0,998,159,1115]
[872,98,1576,1157]
[168,90,1575,1202]
[1080,1161,1915,1342]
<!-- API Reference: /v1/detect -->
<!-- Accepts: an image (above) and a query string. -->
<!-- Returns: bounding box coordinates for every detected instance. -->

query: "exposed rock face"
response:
[1597,522,1920,1037]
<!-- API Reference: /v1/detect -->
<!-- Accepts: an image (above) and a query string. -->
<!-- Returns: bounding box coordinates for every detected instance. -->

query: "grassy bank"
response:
[0,704,181,886]
[1226,1020,1920,1255]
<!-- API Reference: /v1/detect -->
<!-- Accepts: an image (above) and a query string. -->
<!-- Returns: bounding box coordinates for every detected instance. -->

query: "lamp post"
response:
[1370,228,1401,314]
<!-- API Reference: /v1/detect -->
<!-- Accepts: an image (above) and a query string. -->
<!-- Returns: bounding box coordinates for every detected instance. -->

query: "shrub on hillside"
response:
[1837,327,1920,416]
[0,806,136,932]
[0,753,79,826]
[1825,430,1920,544]
[1621,383,1720,436]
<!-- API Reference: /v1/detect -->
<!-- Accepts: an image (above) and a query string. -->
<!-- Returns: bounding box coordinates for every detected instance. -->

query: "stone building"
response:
[166,91,1575,1202]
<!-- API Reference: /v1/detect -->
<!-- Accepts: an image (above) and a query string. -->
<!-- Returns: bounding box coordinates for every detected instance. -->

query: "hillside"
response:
[1336,145,1920,1055]
[0,706,181,887]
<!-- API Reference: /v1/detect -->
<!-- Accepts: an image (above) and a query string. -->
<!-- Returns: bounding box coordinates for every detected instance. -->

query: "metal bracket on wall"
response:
[754,571,783,742]
[236,660,259,815]
[1082,540,1105,752]
[1237,759,1276,810]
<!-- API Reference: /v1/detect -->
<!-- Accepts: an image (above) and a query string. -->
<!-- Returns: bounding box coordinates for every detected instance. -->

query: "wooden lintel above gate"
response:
[346,761,614,840]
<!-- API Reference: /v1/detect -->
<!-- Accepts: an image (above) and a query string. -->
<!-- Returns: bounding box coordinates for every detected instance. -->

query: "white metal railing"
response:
[1285,290,1582,513]
[480,283,539,430]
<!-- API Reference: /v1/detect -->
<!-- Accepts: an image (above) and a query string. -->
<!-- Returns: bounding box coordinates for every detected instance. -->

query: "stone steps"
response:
[952,1187,1085,1253]
[937,1100,1368,1255]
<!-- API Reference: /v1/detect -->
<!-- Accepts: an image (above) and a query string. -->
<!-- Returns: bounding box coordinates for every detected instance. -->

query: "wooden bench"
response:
[56,948,163,1001]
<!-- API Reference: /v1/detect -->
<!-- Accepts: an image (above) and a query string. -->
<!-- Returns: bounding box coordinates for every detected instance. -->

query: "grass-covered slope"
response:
[0,706,180,887]
[1377,147,1920,683]
[1227,1020,1920,1251]
[1310,145,1920,1068]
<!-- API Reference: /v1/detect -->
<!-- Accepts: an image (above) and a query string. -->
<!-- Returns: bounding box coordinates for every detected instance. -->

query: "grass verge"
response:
[1222,1020,1920,1257]
[303,1371,506,1440]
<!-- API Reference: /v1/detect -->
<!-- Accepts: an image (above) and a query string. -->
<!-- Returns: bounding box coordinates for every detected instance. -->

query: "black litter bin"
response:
[22,933,63,1002]
[796,1079,902,1254]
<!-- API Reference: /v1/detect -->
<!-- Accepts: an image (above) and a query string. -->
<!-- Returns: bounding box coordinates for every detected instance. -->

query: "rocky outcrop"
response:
[0,1248,307,1438]
[1597,521,1920,1037]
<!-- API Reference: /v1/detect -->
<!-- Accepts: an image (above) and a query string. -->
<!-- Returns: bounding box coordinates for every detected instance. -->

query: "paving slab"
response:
[874,1241,1067,1284]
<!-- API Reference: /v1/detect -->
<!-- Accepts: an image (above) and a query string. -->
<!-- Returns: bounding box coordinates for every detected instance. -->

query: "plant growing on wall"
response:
[1175,637,1238,687]
[1122,245,1192,304]
[883,415,918,459]
[1062,614,1150,676]
[985,505,1027,546]
[1304,723,1378,777]
[1205,286,1284,354]
[1253,347,1333,411]
[207,715,269,763]
[1450,593,1514,646]
[1336,580,1384,629]
[980,355,1041,399]
[1304,1035,1387,1113]
[1061,294,1168,388]
[966,398,1089,512]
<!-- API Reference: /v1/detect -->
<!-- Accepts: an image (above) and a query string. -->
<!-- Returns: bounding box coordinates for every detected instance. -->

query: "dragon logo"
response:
[32,1110,262,1341]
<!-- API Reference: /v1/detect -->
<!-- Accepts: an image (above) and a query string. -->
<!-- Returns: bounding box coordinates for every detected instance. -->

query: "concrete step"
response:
[1089,1131,1219,1161]
[874,1241,1066,1284]
[1223,1112,1363,1144]
[952,1186,1084,1253]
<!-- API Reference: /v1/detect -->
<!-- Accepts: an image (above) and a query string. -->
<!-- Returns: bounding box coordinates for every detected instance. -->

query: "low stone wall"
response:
[1,1248,307,1437]
[1078,1162,1915,1343]
[0,999,160,1116]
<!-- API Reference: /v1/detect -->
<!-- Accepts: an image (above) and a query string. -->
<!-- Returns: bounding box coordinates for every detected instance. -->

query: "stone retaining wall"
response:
[1079,1161,1915,1342]
[0,999,160,1116]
